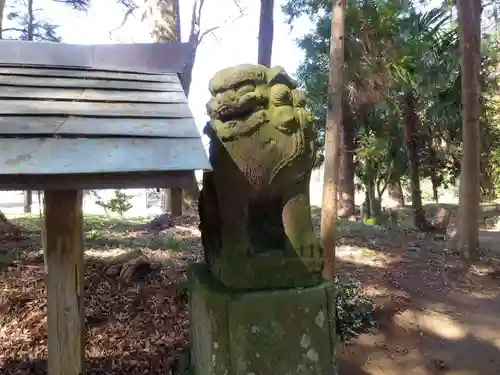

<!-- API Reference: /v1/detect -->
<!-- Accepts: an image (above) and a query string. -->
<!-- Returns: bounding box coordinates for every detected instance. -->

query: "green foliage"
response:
[283,0,500,198]
[3,0,61,42]
[336,278,376,342]
[94,190,134,218]
[164,235,183,251]
[85,228,100,240]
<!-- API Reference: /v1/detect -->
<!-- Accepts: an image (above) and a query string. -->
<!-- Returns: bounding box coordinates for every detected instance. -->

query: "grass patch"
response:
[7,214,189,252]
[164,235,184,251]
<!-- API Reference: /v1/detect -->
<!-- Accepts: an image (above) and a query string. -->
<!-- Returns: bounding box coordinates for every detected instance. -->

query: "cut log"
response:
[104,249,151,283]
[432,207,452,234]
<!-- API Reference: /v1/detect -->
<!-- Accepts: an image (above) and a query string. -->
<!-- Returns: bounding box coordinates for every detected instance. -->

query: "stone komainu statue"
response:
[198,64,323,289]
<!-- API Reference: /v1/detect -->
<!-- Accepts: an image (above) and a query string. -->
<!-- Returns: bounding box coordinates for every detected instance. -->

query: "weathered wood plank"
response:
[0,67,177,82]
[0,138,211,174]
[45,189,84,375]
[0,100,192,118]
[91,42,192,73]
[0,116,200,137]
[0,40,191,73]
[0,116,64,134]
[58,116,200,137]
[0,86,187,103]
[0,171,195,190]
[0,75,183,91]
[0,40,92,68]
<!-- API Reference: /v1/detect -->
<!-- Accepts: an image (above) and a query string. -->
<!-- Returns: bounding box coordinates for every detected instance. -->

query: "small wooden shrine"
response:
[0,40,210,375]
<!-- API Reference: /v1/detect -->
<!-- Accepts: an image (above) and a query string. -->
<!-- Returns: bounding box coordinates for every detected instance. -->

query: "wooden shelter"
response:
[0,40,210,375]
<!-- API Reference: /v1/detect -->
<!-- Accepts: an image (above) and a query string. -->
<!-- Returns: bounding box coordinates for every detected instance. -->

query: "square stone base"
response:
[188,263,337,375]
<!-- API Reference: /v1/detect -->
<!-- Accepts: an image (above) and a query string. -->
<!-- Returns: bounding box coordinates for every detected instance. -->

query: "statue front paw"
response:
[297,236,323,260]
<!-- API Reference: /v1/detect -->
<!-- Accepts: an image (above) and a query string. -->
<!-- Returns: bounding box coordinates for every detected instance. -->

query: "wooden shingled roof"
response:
[0,40,210,190]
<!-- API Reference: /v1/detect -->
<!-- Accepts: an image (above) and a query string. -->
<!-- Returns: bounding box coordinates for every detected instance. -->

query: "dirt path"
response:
[336,225,500,375]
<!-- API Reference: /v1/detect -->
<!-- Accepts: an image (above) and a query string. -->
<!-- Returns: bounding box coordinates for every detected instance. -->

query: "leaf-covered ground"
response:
[0,213,201,375]
[0,205,500,374]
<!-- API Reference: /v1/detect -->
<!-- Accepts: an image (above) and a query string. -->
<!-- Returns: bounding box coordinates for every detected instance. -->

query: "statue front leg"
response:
[214,172,251,278]
[281,177,322,263]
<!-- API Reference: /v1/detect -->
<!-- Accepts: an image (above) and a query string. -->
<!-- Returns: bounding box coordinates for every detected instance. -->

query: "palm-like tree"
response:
[285,0,462,227]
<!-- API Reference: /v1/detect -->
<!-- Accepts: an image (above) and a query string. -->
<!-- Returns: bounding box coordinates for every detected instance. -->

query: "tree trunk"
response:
[22,0,35,214]
[24,191,32,213]
[0,0,6,39]
[428,138,440,203]
[366,179,376,218]
[27,0,34,39]
[388,178,404,207]
[257,0,274,67]
[320,0,345,281]
[152,0,195,215]
[401,91,433,232]
[338,98,355,217]
[454,0,482,260]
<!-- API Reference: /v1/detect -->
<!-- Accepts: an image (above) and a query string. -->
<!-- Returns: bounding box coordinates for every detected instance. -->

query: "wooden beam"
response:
[44,189,84,375]
[0,170,197,190]
[0,138,209,175]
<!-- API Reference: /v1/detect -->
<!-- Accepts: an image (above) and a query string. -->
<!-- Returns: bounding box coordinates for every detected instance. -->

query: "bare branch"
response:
[2,27,26,32]
[197,0,206,24]
[189,0,200,39]
[110,0,149,38]
[231,0,245,16]
[197,6,247,44]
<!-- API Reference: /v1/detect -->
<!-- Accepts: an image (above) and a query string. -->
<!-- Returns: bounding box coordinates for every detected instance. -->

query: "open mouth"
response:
[216,105,257,123]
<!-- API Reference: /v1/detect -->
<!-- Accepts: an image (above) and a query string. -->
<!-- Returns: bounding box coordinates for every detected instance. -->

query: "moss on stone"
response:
[188,263,337,375]
[200,64,323,291]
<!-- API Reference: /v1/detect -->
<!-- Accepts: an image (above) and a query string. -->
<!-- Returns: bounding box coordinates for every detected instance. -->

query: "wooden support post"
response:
[169,188,183,217]
[44,190,84,375]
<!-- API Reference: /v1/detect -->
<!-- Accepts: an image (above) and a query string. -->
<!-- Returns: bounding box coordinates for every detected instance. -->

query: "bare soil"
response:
[331,204,500,375]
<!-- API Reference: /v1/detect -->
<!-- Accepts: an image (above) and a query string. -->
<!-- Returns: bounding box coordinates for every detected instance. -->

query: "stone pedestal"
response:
[187,263,337,375]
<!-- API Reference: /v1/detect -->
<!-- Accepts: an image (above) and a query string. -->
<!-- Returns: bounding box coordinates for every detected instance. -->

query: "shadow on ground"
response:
[1,350,188,375]
[310,205,500,375]
[3,208,500,374]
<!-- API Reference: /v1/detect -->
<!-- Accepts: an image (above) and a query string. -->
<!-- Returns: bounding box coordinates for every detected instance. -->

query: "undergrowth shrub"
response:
[336,278,376,342]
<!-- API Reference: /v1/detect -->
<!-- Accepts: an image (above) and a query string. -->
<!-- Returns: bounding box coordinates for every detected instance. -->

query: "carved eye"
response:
[236,84,255,95]
[270,84,292,106]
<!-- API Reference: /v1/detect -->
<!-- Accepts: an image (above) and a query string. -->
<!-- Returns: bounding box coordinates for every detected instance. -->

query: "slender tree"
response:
[453,0,482,260]
[0,0,6,39]
[0,0,62,236]
[257,0,274,66]
[25,0,34,214]
[320,0,345,281]
[115,0,245,215]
